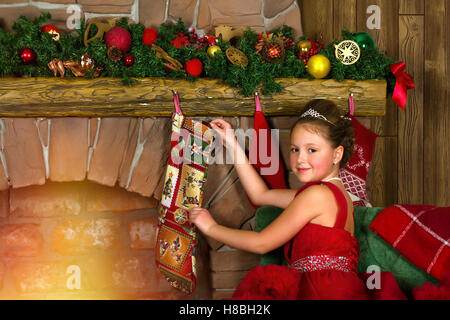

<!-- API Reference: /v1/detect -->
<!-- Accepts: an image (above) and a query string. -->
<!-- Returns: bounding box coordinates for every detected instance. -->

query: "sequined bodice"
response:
[284,181,359,273]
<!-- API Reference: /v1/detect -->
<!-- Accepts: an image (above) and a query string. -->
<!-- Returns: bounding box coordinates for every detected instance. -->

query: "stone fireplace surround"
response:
[0,114,288,299]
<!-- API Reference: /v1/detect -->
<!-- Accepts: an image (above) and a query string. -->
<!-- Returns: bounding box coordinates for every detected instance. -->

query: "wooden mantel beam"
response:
[0,77,386,117]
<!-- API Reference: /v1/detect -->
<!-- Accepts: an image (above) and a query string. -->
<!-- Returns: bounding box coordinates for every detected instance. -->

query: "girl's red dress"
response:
[232,181,408,300]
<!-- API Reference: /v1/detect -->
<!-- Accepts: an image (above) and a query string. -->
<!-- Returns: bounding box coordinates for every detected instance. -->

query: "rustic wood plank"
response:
[399,0,424,15]
[398,15,424,204]
[333,0,357,39]
[356,0,399,207]
[298,0,334,43]
[209,248,260,272]
[0,78,386,117]
[366,137,397,207]
[424,0,449,206]
[357,0,398,136]
[212,289,235,300]
[211,270,248,289]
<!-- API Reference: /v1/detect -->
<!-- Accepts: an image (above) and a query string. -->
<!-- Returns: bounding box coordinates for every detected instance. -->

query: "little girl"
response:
[189,99,403,299]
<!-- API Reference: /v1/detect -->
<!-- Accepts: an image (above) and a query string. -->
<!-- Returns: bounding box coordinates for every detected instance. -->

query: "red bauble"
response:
[41,24,60,41]
[18,47,36,64]
[206,35,216,46]
[142,28,158,46]
[184,59,202,77]
[104,27,132,53]
[123,54,134,67]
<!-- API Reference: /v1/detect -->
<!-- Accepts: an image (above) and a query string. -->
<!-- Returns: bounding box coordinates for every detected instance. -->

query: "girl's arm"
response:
[211,119,296,209]
[190,185,327,254]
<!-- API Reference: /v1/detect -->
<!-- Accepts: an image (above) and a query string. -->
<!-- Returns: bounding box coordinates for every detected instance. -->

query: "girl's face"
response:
[289,123,342,183]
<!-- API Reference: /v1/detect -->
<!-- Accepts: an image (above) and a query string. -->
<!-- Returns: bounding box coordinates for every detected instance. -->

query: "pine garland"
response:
[0,13,396,96]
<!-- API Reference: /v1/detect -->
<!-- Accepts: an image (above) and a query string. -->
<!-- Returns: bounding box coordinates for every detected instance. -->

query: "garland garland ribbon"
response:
[390,61,414,110]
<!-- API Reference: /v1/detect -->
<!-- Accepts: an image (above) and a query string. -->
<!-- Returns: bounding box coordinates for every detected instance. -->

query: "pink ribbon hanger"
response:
[348,93,355,117]
[172,90,182,114]
[254,92,262,112]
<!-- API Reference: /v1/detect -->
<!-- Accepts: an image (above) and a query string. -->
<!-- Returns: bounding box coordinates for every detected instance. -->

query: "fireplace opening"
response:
[0,180,211,300]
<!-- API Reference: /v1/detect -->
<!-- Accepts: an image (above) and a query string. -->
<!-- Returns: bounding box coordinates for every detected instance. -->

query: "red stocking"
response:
[247,93,287,208]
[339,95,378,207]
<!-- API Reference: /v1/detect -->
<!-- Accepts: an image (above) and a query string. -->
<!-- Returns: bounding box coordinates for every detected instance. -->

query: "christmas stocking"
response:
[339,95,378,207]
[155,92,214,294]
[247,93,287,208]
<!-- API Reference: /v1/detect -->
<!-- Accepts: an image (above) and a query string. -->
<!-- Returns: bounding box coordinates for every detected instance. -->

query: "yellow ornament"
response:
[306,54,330,79]
[297,40,312,53]
[207,45,222,57]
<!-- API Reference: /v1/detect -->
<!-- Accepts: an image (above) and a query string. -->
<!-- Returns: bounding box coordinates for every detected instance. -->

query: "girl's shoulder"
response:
[295,181,334,197]
[292,182,338,210]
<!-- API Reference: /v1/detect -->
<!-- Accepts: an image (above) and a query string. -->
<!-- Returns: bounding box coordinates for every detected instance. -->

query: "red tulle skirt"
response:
[232,265,450,300]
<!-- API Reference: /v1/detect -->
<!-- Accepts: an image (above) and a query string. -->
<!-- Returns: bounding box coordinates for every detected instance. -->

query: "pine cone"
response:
[107,46,123,61]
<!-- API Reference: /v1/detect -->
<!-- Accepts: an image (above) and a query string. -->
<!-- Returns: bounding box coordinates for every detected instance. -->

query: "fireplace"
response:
[0,117,211,299]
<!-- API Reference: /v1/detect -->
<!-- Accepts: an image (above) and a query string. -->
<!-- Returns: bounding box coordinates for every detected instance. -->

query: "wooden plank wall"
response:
[299,0,449,206]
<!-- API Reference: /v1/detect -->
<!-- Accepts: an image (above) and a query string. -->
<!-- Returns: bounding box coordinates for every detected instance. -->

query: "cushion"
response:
[369,204,450,283]
[355,206,438,294]
[255,205,438,295]
[255,206,287,266]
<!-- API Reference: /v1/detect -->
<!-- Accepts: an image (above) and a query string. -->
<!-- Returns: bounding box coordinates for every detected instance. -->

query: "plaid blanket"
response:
[370,204,450,282]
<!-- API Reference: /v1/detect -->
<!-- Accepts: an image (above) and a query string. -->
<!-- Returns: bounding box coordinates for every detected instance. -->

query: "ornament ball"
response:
[185,59,203,77]
[41,24,60,41]
[207,45,222,57]
[143,28,158,46]
[123,54,134,67]
[306,54,330,79]
[18,47,37,64]
[262,42,285,62]
[297,40,312,53]
[104,26,132,53]
[352,32,376,49]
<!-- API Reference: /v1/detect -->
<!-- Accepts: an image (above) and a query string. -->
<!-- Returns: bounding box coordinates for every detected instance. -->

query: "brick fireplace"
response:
[0,115,303,300]
[0,117,205,299]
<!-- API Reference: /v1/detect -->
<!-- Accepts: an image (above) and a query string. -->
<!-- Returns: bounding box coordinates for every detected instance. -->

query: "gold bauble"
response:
[306,54,330,79]
[297,40,312,53]
[207,45,222,57]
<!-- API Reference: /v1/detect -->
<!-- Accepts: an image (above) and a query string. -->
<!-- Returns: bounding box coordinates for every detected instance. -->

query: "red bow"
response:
[390,62,414,110]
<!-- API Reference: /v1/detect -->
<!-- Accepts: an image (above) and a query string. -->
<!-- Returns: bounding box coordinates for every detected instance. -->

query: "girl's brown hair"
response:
[291,99,354,168]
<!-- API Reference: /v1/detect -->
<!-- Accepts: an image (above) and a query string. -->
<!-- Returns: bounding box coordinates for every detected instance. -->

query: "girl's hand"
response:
[210,119,236,149]
[189,207,217,236]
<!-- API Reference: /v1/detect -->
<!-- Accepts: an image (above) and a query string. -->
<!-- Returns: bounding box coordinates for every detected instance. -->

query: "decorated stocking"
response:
[247,93,287,208]
[155,91,214,294]
[339,95,378,207]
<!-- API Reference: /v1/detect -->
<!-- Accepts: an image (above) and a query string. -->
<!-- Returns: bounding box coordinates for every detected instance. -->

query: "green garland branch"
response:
[0,13,396,96]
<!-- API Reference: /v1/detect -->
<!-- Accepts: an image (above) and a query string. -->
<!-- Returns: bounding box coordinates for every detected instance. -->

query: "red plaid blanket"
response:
[370,204,450,281]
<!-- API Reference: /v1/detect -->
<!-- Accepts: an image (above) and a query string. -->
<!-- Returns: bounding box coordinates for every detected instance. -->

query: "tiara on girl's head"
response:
[300,108,336,125]
[300,108,351,125]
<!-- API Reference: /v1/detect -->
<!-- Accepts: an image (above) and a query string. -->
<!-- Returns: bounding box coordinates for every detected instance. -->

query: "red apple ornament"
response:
[104,27,132,53]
